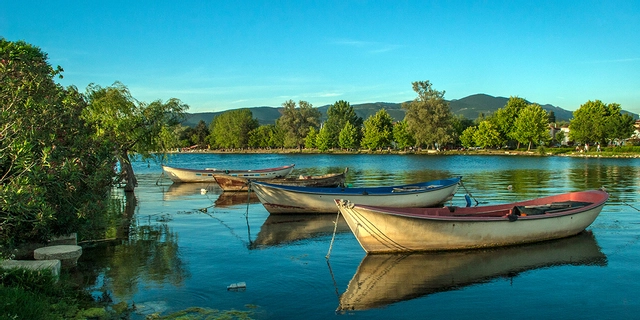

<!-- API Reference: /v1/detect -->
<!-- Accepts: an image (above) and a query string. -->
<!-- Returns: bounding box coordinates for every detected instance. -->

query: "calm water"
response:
[77,153,640,319]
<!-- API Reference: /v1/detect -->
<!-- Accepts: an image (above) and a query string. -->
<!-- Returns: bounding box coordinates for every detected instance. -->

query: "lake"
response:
[77,153,640,319]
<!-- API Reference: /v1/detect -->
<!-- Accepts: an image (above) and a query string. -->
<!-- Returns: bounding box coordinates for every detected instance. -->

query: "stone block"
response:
[34,245,82,267]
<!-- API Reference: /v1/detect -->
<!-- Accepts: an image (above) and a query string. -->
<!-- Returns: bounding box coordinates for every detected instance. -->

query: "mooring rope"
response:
[325,209,342,259]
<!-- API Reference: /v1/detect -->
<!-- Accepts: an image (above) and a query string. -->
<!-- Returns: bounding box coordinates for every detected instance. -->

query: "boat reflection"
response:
[163,182,220,201]
[338,231,607,311]
[251,214,350,249]
[214,192,260,208]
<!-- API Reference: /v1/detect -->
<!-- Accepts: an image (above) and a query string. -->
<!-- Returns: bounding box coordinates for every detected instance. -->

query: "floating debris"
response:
[227,282,246,291]
[201,188,207,194]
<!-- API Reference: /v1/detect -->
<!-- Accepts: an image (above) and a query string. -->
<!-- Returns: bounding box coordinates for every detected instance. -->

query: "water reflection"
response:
[251,214,350,249]
[163,182,220,201]
[215,192,260,208]
[337,231,606,311]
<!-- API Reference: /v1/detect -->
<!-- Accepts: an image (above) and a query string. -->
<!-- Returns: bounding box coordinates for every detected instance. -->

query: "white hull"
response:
[336,190,607,253]
[162,164,294,183]
[251,178,460,214]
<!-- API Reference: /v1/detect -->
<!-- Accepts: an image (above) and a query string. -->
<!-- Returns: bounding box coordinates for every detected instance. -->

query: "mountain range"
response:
[182,94,635,127]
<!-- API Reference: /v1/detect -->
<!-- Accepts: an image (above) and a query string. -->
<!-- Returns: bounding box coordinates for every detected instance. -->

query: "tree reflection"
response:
[78,192,188,301]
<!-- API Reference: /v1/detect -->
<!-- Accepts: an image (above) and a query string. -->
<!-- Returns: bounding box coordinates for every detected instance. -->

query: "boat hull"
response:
[336,190,608,253]
[162,164,294,183]
[214,168,347,191]
[251,177,460,214]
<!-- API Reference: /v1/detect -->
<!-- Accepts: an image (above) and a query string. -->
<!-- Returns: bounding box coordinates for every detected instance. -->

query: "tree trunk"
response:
[116,192,137,240]
[119,150,137,192]
[527,141,532,151]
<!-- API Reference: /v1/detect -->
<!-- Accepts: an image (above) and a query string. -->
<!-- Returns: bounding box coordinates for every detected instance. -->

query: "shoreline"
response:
[166,148,640,158]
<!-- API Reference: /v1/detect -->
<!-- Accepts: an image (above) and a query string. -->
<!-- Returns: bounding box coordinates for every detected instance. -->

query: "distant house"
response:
[549,123,570,146]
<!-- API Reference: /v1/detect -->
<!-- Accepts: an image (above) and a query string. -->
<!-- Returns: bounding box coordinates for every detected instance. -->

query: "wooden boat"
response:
[214,168,348,191]
[337,231,606,311]
[161,164,295,183]
[336,189,608,253]
[251,177,461,214]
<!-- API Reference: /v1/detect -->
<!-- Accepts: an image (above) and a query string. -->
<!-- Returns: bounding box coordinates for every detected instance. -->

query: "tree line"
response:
[178,83,636,152]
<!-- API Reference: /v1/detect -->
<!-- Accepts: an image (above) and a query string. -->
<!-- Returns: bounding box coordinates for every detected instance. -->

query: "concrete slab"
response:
[0,260,61,278]
[34,245,82,267]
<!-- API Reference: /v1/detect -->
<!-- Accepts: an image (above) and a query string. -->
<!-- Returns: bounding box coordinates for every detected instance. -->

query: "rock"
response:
[34,245,82,267]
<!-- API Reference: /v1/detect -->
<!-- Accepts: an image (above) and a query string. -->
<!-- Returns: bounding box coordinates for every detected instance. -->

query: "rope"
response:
[325,209,342,259]
[458,179,480,206]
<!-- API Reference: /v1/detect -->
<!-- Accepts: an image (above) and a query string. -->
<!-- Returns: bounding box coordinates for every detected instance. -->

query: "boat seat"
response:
[513,201,592,216]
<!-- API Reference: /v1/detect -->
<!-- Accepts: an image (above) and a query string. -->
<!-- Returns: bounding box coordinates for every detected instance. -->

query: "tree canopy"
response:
[324,100,362,148]
[1,39,117,247]
[84,82,188,191]
[361,109,394,150]
[277,100,321,150]
[207,109,258,149]
[570,100,635,145]
[402,81,455,148]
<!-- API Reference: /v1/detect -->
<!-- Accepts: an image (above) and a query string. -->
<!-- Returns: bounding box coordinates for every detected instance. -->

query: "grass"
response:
[0,267,125,320]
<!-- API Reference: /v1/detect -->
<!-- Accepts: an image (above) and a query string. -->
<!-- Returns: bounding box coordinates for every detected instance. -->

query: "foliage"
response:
[511,104,551,150]
[554,130,566,145]
[492,96,528,146]
[474,121,502,148]
[402,81,455,148]
[277,100,321,150]
[248,124,280,148]
[569,100,634,145]
[191,120,210,148]
[392,120,415,150]
[460,126,477,148]
[316,126,331,152]
[84,82,188,191]
[323,100,363,148]
[0,39,117,247]
[207,109,258,149]
[338,122,359,150]
[361,109,394,150]
[0,267,113,319]
[304,127,317,149]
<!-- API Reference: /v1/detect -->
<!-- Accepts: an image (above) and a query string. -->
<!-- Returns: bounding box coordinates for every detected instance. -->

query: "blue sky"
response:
[2,1,639,114]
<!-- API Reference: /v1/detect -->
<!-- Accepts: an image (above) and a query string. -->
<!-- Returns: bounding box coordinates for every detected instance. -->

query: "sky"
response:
[2,1,639,114]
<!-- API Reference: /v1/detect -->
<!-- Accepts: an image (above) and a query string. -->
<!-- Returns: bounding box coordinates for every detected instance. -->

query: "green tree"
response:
[607,112,635,144]
[361,109,394,150]
[249,124,279,148]
[338,121,360,150]
[402,81,455,149]
[474,121,502,148]
[324,100,362,148]
[492,96,528,146]
[568,100,631,145]
[84,82,188,192]
[1,39,116,247]
[460,126,477,148]
[554,130,566,146]
[511,104,550,150]
[206,109,258,149]
[277,100,321,150]
[191,120,210,148]
[392,120,415,150]
[305,127,318,149]
[316,126,331,152]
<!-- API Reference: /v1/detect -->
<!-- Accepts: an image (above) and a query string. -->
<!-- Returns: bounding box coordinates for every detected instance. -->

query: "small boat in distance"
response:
[336,189,608,253]
[251,177,461,214]
[214,168,348,191]
[161,164,295,183]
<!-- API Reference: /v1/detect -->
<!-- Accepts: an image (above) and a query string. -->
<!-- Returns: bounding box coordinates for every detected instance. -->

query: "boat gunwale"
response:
[340,190,609,222]
[251,177,462,196]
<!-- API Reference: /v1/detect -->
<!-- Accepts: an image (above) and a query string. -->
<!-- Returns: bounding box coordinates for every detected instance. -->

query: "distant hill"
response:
[182,94,634,127]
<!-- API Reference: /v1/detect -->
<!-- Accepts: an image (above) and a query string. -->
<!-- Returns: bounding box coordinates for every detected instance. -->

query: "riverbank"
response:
[171,147,640,158]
